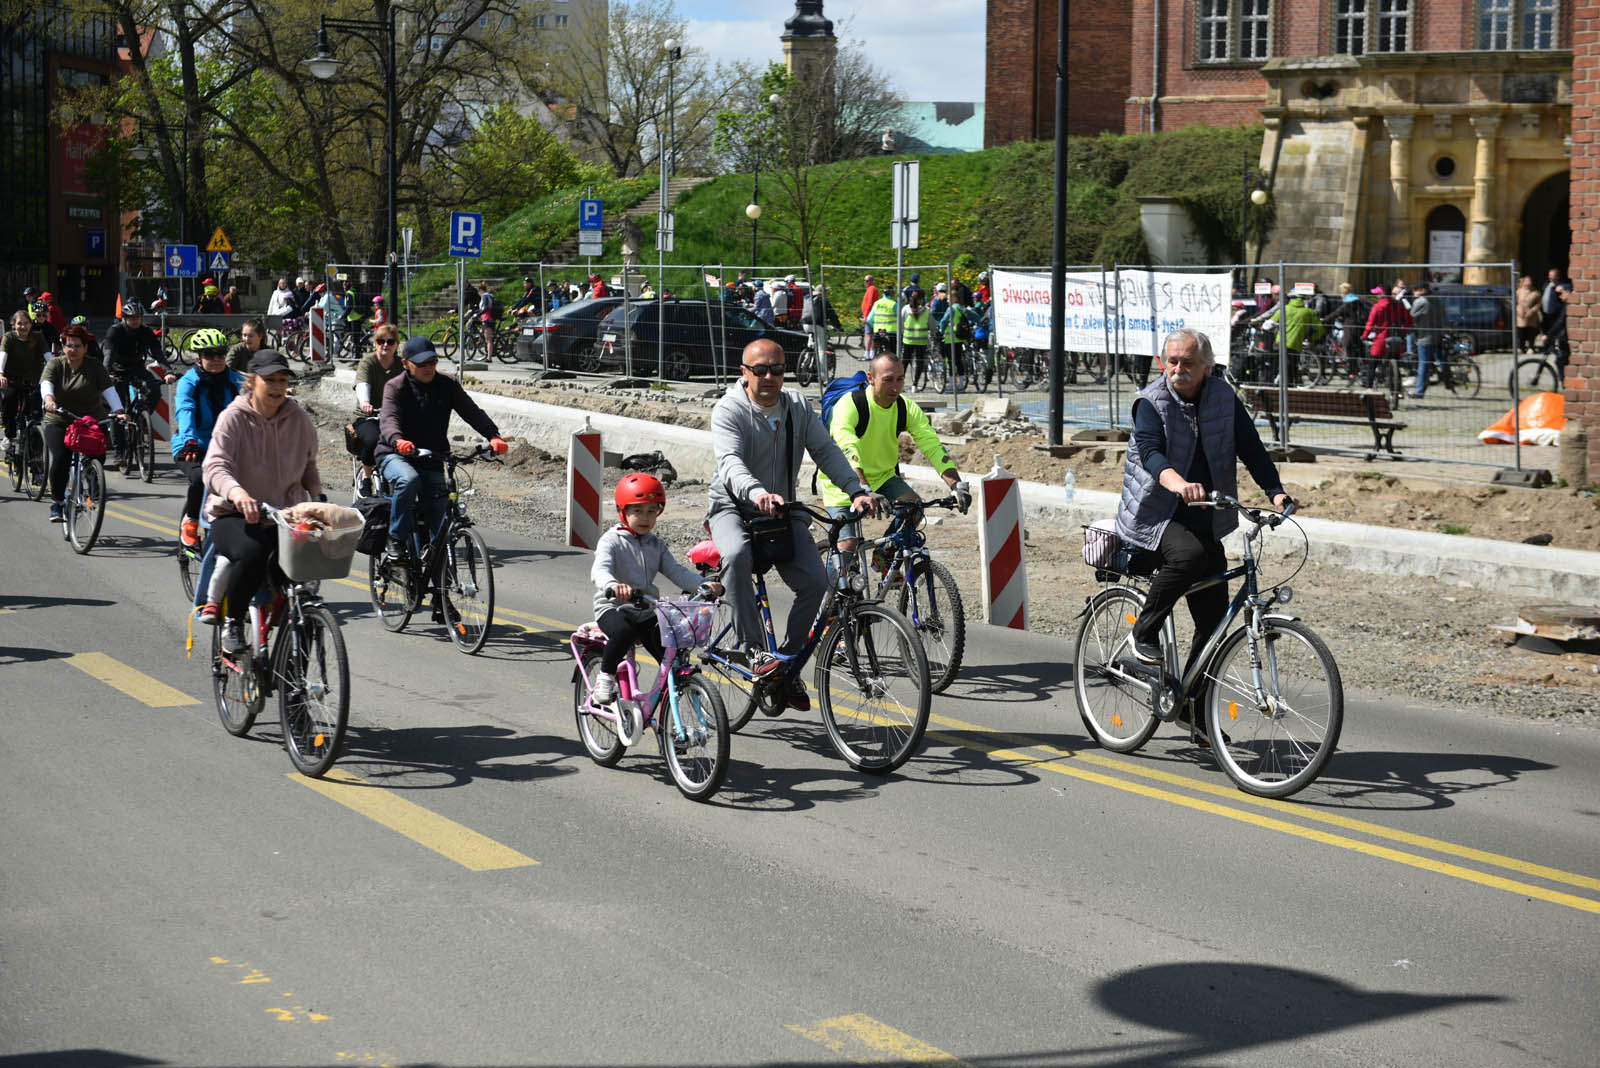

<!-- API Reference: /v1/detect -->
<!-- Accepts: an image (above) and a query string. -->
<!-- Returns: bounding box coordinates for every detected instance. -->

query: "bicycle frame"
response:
[571,632,698,743]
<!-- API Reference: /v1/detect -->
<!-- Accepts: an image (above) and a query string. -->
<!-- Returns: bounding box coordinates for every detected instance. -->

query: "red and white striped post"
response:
[977,457,1028,630]
[566,416,603,549]
[308,306,327,365]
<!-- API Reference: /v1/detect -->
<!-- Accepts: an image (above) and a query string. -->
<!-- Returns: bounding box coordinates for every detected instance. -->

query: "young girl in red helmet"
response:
[588,472,724,706]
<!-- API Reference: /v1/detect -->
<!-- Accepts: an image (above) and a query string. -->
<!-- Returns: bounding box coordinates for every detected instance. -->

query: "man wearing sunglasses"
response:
[708,339,877,713]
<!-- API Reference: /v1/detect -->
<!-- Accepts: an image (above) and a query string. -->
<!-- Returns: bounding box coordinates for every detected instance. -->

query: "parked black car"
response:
[1428,284,1514,353]
[593,299,813,379]
[514,297,627,367]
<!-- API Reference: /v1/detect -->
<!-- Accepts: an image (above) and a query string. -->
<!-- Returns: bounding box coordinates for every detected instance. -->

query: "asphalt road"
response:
[3,468,1597,1067]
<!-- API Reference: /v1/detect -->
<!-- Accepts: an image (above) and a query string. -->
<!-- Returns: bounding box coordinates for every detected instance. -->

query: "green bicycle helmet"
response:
[187,327,229,352]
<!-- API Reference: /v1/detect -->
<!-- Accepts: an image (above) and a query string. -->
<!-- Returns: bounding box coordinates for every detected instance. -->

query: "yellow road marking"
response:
[0,608,14,615]
[788,1014,970,1065]
[106,505,178,536]
[918,720,1600,915]
[289,769,537,871]
[922,709,1600,896]
[67,651,200,707]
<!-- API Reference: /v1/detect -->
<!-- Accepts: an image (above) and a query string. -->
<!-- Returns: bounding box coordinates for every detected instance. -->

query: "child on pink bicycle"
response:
[588,472,723,705]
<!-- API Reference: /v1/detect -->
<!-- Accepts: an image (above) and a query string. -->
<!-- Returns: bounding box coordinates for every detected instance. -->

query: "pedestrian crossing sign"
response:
[209,251,232,272]
[206,227,233,253]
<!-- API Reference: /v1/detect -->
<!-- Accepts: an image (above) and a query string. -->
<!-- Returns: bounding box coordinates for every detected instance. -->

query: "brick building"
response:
[1065,1,1129,136]
[1125,0,1575,133]
[984,0,1060,147]
[1561,1,1596,476]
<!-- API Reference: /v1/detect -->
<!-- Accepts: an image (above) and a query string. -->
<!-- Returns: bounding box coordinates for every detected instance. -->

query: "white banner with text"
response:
[993,268,1232,356]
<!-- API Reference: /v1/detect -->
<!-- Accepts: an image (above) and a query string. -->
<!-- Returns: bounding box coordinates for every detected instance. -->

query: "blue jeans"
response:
[1412,340,1436,396]
[378,453,447,551]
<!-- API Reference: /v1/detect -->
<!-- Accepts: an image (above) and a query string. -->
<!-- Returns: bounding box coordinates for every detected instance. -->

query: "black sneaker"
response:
[784,675,810,712]
[1130,636,1162,665]
[386,536,411,561]
[48,502,64,523]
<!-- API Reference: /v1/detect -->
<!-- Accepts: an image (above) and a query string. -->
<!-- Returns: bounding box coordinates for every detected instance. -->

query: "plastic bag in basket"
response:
[1082,519,1122,569]
[656,600,716,650]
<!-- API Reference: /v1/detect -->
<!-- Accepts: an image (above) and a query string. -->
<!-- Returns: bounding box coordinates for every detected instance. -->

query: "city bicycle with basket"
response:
[365,444,497,654]
[570,591,731,801]
[52,407,120,554]
[205,501,360,777]
[692,502,932,774]
[853,495,969,693]
[1073,493,1343,799]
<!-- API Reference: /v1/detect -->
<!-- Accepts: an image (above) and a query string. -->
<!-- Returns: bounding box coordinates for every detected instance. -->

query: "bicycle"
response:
[367,444,497,654]
[429,321,460,360]
[794,335,836,388]
[51,407,114,554]
[570,591,730,801]
[208,502,354,777]
[1508,351,1564,396]
[855,496,968,694]
[111,377,159,483]
[6,392,46,501]
[693,502,932,774]
[1073,493,1343,799]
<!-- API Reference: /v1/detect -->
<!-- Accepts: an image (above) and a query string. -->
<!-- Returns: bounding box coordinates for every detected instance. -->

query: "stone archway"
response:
[1519,172,1569,278]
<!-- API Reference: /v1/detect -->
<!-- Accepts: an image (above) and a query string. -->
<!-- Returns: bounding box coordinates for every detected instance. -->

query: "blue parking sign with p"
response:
[450,211,483,258]
[579,199,603,231]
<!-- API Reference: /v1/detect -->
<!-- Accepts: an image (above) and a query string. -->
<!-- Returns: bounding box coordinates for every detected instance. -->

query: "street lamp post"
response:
[1241,147,1269,278]
[657,38,681,381]
[305,11,399,315]
[744,94,780,273]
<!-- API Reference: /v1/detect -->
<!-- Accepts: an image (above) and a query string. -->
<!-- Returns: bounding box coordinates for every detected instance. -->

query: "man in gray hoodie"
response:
[708,338,876,711]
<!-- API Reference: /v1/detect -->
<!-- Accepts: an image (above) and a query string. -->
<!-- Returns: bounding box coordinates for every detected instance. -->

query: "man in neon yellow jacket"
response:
[818,351,971,559]
[1259,291,1325,384]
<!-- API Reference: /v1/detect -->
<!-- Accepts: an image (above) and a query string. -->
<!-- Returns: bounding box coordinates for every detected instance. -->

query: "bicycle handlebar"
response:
[411,442,499,464]
[1189,490,1295,528]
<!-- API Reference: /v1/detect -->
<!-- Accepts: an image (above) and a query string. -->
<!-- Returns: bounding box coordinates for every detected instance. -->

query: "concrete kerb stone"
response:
[311,370,1600,600]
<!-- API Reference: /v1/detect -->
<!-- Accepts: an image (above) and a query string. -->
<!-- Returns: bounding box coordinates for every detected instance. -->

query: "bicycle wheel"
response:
[439,526,494,654]
[430,326,458,359]
[24,426,46,501]
[368,551,417,630]
[658,673,730,801]
[179,544,199,602]
[212,622,262,736]
[277,603,350,777]
[1203,618,1343,799]
[928,356,948,394]
[795,348,816,388]
[699,600,758,732]
[1072,586,1160,753]
[1446,357,1482,399]
[574,648,624,766]
[1509,358,1560,397]
[139,412,156,483]
[893,557,965,694]
[816,602,931,774]
[122,416,144,481]
[67,458,106,554]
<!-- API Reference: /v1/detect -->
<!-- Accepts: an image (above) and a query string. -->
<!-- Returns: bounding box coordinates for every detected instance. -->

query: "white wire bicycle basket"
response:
[656,600,716,651]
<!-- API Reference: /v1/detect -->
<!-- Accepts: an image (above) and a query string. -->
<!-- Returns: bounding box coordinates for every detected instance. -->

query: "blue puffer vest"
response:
[1115,375,1240,550]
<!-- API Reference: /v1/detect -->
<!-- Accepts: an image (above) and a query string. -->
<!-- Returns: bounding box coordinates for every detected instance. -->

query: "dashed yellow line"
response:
[289,769,538,871]
[67,651,200,707]
[788,1014,970,1065]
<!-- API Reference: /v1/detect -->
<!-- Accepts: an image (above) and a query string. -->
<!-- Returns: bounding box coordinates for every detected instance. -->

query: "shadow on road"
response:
[0,593,116,610]
[1305,748,1558,811]
[334,722,583,789]
[0,645,76,665]
[938,658,1071,707]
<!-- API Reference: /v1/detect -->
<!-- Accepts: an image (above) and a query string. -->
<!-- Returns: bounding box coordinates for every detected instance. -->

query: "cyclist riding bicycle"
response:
[1115,327,1293,679]
[202,349,323,653]
[707,338,876,713]
[350,322,404,496]
[28,300,59,353]
[588,472,725,706]
[40,324,127,523]
[2,308,47,448]
[510,275,543,317]
[375,336,508,563]
[103,300,176,465]
[818,351,970,562]
[172,328,244,548]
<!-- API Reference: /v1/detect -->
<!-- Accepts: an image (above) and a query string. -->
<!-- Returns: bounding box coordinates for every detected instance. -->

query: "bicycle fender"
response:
[1262,611,1301,624]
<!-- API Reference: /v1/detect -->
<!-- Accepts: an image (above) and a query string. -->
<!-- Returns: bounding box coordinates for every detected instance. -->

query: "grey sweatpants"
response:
[706,509,828,656]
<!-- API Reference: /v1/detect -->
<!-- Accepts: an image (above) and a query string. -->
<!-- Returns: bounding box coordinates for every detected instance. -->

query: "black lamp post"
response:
[1241,147,1269,277]
[743,94,780,273]
[305,11,399,315]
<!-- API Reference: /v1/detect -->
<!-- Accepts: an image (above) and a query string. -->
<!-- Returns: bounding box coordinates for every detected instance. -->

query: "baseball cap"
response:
[246,348,293,377]
[1370,286,1385,295]
[403,335,439,363]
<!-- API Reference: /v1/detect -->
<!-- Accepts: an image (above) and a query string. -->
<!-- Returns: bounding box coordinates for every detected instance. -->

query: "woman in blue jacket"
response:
[172,328,245,547]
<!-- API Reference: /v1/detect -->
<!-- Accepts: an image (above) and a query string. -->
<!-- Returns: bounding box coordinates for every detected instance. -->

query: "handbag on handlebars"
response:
[63,415,107,458]
[731,415,797,572]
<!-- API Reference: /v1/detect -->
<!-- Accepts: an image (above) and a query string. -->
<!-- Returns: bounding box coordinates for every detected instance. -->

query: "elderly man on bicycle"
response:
[1115,327,1293,671]
[708,338,877,712]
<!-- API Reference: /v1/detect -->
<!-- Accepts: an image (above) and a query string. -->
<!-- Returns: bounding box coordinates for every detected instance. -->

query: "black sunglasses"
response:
[375,338,398,346]
[742,363,786,377]
[200,349,227,359]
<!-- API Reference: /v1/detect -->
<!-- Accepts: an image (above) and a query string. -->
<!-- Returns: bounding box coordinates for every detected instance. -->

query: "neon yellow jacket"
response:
[818,385,953,508]
[870,295,898,334]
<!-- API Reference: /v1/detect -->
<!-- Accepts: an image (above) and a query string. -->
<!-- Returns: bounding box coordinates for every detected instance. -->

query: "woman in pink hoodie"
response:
[202,348,322,652]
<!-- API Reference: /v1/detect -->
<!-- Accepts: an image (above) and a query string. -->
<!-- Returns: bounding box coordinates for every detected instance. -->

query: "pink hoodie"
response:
[203,392,322,523]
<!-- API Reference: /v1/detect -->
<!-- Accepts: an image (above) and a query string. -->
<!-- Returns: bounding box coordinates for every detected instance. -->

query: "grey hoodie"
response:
[707,382,863,517]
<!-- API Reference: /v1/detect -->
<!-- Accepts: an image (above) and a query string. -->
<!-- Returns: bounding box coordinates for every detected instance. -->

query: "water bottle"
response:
[1063,470,1076,506]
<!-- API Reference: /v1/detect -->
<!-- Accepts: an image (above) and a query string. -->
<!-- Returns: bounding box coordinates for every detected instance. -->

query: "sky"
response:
[672,0,985,103]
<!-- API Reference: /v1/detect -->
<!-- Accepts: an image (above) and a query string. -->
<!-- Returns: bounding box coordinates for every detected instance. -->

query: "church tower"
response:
[782,0,837,91]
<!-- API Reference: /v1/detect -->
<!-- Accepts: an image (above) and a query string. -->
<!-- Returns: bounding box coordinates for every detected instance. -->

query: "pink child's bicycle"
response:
[570,592,730,801]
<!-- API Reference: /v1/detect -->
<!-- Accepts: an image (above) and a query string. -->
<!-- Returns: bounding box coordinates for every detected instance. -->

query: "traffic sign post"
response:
[450,211,483,258]
[208,251,232,273]
[579,199,603,232]
[85,229,106,259]
[891,160,920,363]
[656,210,674,254]
[164,244,200,278]
[206,227,233,253]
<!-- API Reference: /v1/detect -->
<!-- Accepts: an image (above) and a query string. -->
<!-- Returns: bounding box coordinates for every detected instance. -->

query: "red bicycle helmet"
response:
[615,472,666,516]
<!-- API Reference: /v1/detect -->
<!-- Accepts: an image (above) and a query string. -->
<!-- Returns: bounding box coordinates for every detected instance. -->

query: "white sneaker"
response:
[220,620,247,654]
[590,671,619,705]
